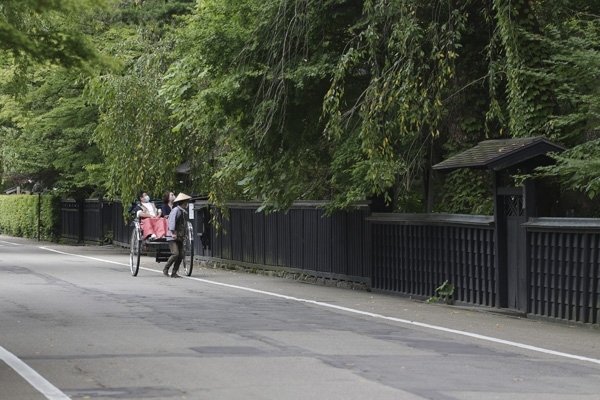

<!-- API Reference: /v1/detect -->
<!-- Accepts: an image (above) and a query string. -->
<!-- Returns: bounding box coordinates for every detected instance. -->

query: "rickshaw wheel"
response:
[183,222,194,276]
[129,228,142,276]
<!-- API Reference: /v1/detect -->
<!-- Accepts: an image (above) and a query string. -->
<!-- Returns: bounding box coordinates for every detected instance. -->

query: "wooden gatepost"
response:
[433,137,565,312]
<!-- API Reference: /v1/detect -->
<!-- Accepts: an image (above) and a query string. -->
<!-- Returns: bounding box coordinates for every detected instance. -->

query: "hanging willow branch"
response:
[322,0,468,209]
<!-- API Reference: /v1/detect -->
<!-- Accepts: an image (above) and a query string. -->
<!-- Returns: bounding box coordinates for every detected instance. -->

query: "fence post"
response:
[78,198,85,243]
[37,192,41,241]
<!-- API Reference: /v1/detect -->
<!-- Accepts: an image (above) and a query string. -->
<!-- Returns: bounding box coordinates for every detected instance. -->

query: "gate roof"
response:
[432,137,565,172]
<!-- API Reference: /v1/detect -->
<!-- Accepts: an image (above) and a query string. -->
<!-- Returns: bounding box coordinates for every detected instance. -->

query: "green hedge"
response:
[0,195,61,241]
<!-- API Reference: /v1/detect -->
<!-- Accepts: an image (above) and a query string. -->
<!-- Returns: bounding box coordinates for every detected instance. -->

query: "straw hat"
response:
[173,193,191,203]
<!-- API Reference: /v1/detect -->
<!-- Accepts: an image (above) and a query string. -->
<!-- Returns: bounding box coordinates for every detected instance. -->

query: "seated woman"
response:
[161,190,175,219]
[135,190,167,239]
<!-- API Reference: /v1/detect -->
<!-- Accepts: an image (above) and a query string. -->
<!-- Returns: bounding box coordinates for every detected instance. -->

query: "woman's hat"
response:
[173,193,192,203]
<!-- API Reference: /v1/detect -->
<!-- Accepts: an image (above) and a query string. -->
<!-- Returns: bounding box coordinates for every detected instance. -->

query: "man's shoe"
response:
[163,268,169,276]
[171,274,181,278]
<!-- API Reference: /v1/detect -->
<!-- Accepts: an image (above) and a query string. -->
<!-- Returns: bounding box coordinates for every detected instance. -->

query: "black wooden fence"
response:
[111,200,134,246]
[525,218,600,325]
[61,199,112,243]
[196,202,371,283]
[61,199,82,242]
[369,214,496,307]
[59,199,600,326]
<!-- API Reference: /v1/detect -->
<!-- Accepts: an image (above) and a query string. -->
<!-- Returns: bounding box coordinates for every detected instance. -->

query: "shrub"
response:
[0,194,61,241]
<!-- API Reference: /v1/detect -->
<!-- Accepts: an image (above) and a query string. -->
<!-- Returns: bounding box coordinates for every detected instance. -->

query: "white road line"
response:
[184,276,600,366]
[0,346,70,400]
[40,247,125,265]
[39,246,600,366]
[0,240,22,246]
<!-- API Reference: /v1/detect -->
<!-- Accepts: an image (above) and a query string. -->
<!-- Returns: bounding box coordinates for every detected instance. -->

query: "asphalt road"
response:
[1,234,600,400]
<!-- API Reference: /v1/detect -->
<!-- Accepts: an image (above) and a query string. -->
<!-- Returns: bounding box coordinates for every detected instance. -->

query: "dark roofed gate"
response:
[434,137,565,312]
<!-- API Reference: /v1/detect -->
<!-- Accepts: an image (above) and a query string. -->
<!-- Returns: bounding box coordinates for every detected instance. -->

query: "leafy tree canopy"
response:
[0,0,111,195]
[2,0,600,218]
[163,0,366,211]
[86,0,196,204]
[157,0,600,214]
[0,0,114,92]
[0,66,101,197]
[531,2,600,201]
[0,0,192,198]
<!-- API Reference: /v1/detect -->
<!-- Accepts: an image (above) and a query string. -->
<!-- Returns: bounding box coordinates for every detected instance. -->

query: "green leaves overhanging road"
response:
[1,0,600,214]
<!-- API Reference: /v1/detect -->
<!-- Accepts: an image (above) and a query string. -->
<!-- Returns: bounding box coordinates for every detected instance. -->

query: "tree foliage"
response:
[323,1,472,210]
[163,0,362,210]
[503,1,600,203]
[86,0,195,204]
[0,0,110,196]
[96,0,600,213]
[0,0,112,93]
[0,67,101,197]
[1,0,600,216]
[0,0,192,200]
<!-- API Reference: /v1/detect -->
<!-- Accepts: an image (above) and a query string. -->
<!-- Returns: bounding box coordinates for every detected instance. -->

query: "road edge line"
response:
[0,346,70,400]
[39,246,600,366]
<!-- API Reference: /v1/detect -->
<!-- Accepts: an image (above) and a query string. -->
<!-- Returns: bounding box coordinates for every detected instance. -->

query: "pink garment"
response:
[141,218,168,239]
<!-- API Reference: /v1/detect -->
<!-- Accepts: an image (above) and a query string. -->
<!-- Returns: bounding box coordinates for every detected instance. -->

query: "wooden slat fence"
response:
[525,218,600,324]
[60,199,82,242]
[196,202,371,283]
[58,200,600,326]
[61,199,113,244]
[368,214,496,307]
